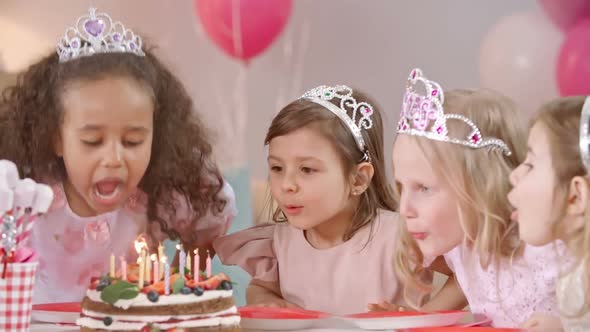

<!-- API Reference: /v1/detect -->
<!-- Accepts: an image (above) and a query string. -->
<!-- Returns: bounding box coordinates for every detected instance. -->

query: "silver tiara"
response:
[300,85,374,162]
[579,97,590,173]
[397,68,511,156]
[56,7,145,63]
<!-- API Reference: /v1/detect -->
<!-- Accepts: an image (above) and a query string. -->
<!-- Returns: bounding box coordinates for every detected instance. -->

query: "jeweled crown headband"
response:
[56,7,145,63]
[300,85,374,162]
[579,97,590,173]
[396,68,511,156]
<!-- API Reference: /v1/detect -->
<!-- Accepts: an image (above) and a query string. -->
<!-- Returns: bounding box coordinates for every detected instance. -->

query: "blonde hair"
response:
[394,89,527,306]
[264,90,397,241]
[532,96,590,317]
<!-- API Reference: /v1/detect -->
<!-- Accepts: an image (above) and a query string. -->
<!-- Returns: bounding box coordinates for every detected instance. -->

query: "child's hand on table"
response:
[368,301,410,312]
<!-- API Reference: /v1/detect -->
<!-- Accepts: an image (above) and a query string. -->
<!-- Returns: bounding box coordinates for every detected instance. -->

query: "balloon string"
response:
[231,0,244,59]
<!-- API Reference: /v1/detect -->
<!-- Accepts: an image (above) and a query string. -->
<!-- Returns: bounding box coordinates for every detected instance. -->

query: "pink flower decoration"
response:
[84,219,111,246]
[61,226,85,254]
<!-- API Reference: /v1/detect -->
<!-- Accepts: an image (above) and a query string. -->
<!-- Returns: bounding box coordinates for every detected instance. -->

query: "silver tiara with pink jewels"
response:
[397,68,512,156]
[579,97,590,173]
[56,7,145,63]
[301,85,374,162]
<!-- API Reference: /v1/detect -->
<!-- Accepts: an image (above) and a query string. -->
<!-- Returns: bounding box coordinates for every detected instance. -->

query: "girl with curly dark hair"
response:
[0,8,235,303]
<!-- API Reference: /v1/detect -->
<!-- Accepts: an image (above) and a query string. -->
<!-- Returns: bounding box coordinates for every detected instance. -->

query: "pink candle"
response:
[206,250,211,278]
[194,249,199,282]
[151,254,158,283]
[120,256,127,281]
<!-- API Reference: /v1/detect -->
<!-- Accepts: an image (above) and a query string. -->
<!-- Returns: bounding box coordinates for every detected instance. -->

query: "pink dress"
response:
[443,242,564,328]
[30,182,236,304]
[214,210,401,315]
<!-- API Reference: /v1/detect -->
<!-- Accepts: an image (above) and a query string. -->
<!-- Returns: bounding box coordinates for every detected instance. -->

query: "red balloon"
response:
[194,0,292,61]
[557,18,590,96]
[538,0,590,31]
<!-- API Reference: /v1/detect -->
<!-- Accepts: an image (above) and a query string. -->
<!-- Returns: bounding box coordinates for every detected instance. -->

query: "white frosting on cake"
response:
[79,284,240,330]
[81,306,237,322]
[76,315,240,330]
[86,289,233,309]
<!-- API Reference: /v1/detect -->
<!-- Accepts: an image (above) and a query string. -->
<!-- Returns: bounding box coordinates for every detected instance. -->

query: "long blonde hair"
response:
[533,96,590,317]
[394,89,527,305]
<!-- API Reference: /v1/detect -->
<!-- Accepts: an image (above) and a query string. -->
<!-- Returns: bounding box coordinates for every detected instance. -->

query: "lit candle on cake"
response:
[177,244,186,276]
[141,248,147,283]
[194,249,199,282]
[109,254,115,278]
[134,236,148,263]
[138,256,144,287]
[206,250,211,278]
[145,251,151,284]
[186,251,192,276]
[164,256,170,295]
[134,237,146,287]
[158,242,164,279]
[151,254,158,283]
[120,256,127,281]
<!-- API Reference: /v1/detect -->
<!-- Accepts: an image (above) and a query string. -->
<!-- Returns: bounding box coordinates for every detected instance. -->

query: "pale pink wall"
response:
[0,0,538,178]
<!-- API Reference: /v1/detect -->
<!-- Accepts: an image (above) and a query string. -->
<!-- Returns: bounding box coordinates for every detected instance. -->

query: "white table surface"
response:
[30,325,369,332]
[30,310,484,331]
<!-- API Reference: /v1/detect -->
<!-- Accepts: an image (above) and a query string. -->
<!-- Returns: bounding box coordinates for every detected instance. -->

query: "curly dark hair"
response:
[0,47,226,248]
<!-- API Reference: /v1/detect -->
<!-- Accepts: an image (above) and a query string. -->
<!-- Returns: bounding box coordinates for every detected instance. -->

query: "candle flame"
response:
[194,248,199,255]
[134,235,148,254]
[150,253,157,262]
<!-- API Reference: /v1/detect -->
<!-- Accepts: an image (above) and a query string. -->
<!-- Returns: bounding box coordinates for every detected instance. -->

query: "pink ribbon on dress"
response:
[84,219,111,246]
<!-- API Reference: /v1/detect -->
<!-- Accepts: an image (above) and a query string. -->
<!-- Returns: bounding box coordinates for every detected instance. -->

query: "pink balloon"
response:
[538,0,590,30]
[479,11,561,114]
[557,18,590,96]
[194,0,292,61]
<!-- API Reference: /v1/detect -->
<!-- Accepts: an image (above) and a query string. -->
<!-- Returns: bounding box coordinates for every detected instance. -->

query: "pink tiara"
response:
[396,68,511,156]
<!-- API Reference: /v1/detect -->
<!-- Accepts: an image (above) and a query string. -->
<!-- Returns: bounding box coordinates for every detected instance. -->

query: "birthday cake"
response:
[76,262,241,331]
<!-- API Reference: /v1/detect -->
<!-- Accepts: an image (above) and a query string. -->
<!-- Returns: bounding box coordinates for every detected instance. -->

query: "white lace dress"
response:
[558,262,590,332]
[443,242,563,328]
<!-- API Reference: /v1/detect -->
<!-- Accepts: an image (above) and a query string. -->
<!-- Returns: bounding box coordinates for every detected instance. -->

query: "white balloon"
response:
[13,178,36,209]
[0,159,19,189]
[479,11,563,115]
